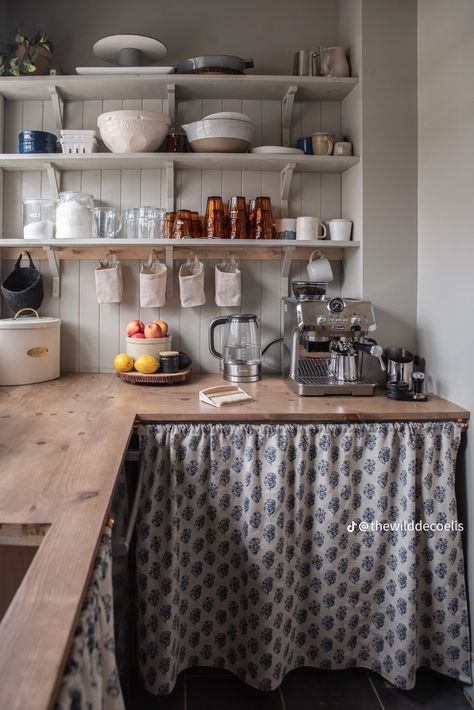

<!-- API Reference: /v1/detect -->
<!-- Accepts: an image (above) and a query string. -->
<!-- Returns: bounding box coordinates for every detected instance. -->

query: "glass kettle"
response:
[209,313,261,382]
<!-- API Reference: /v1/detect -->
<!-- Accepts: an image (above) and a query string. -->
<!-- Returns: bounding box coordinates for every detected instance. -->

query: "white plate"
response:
[76,66,175,75]
[251,146,304,155]
[93,34,167,64]
[203,112,252,122]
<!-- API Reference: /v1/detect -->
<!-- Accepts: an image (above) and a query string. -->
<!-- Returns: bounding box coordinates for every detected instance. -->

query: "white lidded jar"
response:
[23,198,56,239]
[56,191,94,239]
[0,308,61,385]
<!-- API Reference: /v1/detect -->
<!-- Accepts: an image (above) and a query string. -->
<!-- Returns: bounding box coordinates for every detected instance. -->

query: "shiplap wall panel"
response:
[1,97,344,373]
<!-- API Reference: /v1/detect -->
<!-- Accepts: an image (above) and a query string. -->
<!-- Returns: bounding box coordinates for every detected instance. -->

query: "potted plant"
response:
[0,27,54,76]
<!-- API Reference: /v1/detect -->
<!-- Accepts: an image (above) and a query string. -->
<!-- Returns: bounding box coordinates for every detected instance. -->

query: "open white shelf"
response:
[0,238,359,248]
[0,153,359,174]
[0,74,358,102]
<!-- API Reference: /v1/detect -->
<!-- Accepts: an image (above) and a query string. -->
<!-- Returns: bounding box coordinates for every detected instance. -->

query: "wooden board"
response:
[117,367,192,385]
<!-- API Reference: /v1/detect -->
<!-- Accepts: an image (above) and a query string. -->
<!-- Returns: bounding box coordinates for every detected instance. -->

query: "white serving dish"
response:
[93,34,167,63]
[76,66,175,75]
[126,335,172,360]
[60,138,98,154]
[97,109,171,153]
[0,310,61,385]
[203,111,252,122]
[251,146,304,154]
[182,118,254,153]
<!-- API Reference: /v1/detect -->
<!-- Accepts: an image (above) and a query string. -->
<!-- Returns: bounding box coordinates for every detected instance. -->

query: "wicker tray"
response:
[117,368,192,385]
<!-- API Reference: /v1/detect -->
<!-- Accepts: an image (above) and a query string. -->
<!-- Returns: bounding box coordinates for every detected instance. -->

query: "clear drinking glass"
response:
[123,208,139,239]
[91,207,122,238]
[137,206,166,240]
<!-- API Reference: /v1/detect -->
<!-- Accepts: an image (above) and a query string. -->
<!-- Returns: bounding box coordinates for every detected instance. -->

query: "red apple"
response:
[153,319,168,337]
[130,332,146,339]
[126,319,144,337]
[144,322,163,339]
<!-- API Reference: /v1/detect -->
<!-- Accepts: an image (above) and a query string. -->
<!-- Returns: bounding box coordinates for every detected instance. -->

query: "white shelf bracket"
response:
[165,245,174,298]
[281,245,296,298]
[166,160,175,213]
[48,85,64,130]
[167,83,176,127]
[43,245,61,298]
[280,161,296,218]
[45,162,61,201]
[281,86,298,148]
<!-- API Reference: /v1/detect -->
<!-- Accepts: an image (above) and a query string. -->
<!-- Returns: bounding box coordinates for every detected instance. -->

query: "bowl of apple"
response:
[125,318,171,360]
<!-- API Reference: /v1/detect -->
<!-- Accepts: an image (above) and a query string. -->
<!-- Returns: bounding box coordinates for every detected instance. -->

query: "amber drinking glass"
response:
[173,209,193,239]
[164,212,176,239]
[227,195,248,239]
[191,212,203,238]
[205,196,225,239]
[248,198,256,239]
[254,196,273,240]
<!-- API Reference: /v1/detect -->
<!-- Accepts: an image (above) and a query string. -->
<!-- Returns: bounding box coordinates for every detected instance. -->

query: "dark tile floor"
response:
[126,667,472,710]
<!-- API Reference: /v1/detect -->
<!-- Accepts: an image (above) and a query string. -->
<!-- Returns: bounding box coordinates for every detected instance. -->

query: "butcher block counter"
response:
[0,374,469,710]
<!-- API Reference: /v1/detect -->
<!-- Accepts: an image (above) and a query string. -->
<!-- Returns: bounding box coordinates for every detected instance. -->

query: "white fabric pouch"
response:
[179,256,206,307]
[215,258,241,307]
[140,253,167,307]
[95,253,123,304]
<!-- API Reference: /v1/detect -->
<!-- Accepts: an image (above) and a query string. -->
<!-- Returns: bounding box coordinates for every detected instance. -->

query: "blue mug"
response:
[296,136,313,155]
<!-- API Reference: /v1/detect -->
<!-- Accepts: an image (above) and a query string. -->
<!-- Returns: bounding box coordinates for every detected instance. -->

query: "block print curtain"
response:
[135,422,470,695]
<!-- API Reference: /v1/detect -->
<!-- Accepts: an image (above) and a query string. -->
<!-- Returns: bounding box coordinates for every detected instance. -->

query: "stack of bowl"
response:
[19,130,57,154]
[182,112,254,153]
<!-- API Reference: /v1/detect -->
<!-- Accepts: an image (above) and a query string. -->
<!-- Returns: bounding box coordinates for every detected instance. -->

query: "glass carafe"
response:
[209,314,261,382]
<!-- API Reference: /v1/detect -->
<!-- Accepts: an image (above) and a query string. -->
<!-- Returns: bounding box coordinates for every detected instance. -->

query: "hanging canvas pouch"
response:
[215,253,241,307]
[95,252,123,304]
[179,255,205,307]
[140,252,167,307]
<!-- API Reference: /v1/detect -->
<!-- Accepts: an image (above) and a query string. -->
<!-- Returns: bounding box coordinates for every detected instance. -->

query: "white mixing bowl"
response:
[182,117,254,153]
[97,109,171,153]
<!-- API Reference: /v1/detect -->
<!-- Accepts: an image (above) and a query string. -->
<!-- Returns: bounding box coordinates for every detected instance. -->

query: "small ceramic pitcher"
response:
[312,132,335,156]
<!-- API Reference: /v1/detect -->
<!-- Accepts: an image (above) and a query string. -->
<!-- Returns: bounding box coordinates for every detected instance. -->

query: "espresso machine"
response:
[283,295,385,395]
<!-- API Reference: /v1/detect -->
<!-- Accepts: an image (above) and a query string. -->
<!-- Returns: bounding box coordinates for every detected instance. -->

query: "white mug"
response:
[306,250,334,282]
[327,218,352,241]
[296,216,327,241]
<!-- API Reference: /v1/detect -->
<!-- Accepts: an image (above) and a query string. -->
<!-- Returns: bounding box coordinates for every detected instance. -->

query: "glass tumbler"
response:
[254,196,273,240]
[137,206,165,240]
[164,212,176,239]
[172,209,193,239]
[227,195,248,239]
[23,198,56,239]
[205,196,225,239]
[123,208,139,239]
[91,207,122,239]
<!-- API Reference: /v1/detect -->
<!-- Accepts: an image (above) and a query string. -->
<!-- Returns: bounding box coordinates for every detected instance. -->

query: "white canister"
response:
[296,216,327,240]
[327,218,353,241]
[126,335,172,360]
[0,308,61,385]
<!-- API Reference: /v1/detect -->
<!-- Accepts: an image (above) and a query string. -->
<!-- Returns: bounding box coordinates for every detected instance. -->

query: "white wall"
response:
[418,0,474,688]
[6,0,338,76]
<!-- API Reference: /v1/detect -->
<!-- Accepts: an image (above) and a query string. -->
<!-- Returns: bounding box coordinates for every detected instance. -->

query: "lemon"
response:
[114,353,134,372]
[134,354,159,374]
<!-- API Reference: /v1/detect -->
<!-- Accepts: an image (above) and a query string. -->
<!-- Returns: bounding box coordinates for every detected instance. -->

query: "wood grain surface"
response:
[0,373,469,710]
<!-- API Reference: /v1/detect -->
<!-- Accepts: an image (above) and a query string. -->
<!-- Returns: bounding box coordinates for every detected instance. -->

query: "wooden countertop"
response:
[0,374,469,710]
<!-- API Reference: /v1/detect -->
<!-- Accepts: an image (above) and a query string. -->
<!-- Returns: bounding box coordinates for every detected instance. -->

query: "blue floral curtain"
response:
[55,526,125,710]
[136,422,470,695]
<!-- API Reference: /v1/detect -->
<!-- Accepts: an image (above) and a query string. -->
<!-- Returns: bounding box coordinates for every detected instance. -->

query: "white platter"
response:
[251,146,304,155]
[93,34,167,64]
[76,66,175,75]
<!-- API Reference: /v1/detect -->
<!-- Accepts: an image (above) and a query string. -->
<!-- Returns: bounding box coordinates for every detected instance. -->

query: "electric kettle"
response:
[209,313,261,382]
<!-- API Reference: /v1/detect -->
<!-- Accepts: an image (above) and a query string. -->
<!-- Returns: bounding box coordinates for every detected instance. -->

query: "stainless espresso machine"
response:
[283,295,385,395]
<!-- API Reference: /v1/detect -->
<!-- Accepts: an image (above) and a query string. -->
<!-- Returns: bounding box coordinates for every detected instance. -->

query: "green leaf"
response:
[21,59,37,74]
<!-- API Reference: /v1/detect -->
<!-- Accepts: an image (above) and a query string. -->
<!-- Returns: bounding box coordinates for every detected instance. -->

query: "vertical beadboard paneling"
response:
[1,95,345,373]
[78,260,100,372]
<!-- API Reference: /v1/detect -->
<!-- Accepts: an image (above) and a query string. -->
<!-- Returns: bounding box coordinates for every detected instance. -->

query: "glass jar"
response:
[23,198,56,239]
[56,192,94,240]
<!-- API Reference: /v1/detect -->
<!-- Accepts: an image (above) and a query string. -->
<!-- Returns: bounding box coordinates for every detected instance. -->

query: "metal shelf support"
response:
[281,245,296,298]
[280,162,296,218]
[281,86,298,147]
[43,245,61,298]
[167,83,176,127]
[45,162,61,201]
[48,85,64,130]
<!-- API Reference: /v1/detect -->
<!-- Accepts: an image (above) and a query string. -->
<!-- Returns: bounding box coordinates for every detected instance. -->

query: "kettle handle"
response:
[209,316,227,360]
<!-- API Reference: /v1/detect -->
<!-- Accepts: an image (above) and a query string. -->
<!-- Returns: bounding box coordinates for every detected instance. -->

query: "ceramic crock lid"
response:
[0,308,61,330]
